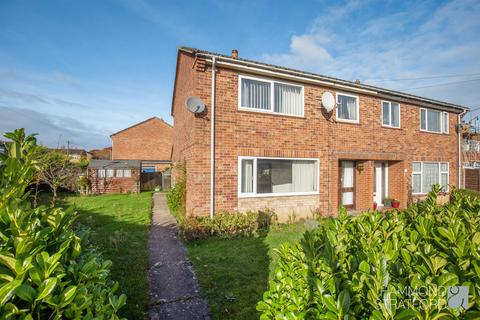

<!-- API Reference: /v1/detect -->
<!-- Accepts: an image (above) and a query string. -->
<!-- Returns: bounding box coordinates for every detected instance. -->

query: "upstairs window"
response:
[239,76,303,116]
[420,108,449,134]
[382,101,400,128]
[336,93,359,123]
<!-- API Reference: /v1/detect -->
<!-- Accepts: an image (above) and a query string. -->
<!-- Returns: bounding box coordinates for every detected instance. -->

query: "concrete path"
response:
[147,193,210,320]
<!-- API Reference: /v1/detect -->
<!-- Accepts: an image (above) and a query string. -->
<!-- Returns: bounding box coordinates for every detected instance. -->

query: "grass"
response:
[186,222,306,320]
[41,192,152,320]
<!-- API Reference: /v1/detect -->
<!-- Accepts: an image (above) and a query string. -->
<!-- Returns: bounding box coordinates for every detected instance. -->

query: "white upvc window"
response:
[98,169,106,178]
[336,92,360,123]
[238,75,304,117]
[238,156,319,197]
[382,101,400,128]
[106,169,115,178]
[412,161,449,194]
[420,108,449,134]
[115,169,132,177]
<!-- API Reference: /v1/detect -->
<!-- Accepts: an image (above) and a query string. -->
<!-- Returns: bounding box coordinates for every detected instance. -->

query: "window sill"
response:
[382,125,402,130]
[420,129,449,135]
[237,107,305,119]
[335,118,360,125]
[412,191,449,196]
[238,191,319,199]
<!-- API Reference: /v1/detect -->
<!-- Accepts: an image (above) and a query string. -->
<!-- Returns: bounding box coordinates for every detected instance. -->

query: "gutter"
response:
[210,56,216,220]
[184,48,467,114]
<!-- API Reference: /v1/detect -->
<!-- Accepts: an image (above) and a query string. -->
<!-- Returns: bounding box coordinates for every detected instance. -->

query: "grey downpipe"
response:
[457,110,467,189]
[210,57,216,220]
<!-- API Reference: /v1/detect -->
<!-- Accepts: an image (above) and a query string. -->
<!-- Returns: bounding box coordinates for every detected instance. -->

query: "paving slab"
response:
[147,193,210,320]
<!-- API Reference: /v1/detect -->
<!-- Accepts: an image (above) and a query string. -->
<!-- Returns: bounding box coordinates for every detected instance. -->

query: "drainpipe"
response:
[457,109,467,189]
[210,56,216,220]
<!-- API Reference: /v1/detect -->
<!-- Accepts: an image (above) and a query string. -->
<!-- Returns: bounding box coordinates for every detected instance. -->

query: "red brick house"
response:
[111,117,173,172]
[171,47,468,219]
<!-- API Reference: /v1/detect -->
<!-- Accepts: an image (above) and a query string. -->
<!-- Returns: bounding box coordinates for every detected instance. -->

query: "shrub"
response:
[166,163,186,219]
[257,187,480,319]
[456,188,480,199]
[0,129,126,319]
[180,209,276,241]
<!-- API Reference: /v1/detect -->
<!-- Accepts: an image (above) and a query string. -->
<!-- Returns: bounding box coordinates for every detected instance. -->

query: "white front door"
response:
[340,161,355,208]
[374,162,388,206]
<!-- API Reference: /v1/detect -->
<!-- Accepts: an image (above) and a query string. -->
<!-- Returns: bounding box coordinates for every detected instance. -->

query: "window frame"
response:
[419,108,449,134]
[336,92,360,123]
[106,169,115,178]
[411,161,449,195]
[98,169,106,178]
[238,74,305,117]
[115,169,132,177]
[381,100,401,128]
[237,156,320,198]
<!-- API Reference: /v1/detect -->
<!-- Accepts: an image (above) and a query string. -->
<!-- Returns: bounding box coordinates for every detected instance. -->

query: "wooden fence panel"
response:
[465,169,480,191]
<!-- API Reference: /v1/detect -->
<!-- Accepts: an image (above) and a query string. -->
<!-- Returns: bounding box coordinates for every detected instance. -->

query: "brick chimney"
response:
[231,49,238,59]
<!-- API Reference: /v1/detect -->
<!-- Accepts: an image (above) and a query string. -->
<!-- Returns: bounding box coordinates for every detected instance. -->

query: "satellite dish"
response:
[321,92,335,113]
[185,96,206,114]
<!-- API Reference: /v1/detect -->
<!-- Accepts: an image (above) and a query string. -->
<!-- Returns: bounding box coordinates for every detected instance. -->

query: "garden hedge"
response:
[257,187,480,319]
[0,129,126,319]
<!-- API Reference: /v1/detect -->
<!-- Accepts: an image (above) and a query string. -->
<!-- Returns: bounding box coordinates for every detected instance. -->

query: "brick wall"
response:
[89,169,140,194]
[172,51,462,218]
[238,195,319,221]
[171,51,212,216]
[111,117,173,161]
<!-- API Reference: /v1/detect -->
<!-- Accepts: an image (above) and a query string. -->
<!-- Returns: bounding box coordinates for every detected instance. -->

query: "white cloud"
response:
[261,0,480,108]
[0,106,110,149]
[263,34,332,70]
[0,68,172,149]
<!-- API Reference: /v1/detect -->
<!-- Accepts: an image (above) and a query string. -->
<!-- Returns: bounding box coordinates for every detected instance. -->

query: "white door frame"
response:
[374,162,388,206]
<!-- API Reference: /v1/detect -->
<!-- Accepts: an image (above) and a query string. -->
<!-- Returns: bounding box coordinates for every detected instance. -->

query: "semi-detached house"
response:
[171,47,468,219]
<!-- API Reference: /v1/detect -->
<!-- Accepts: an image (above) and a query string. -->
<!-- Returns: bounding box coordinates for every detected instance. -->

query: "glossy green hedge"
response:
[0,129,126,319]
[257,187,480,319]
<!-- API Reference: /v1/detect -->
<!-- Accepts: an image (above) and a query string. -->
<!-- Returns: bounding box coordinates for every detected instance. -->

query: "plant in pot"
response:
[391,198,400,208]
[383,197,392,207]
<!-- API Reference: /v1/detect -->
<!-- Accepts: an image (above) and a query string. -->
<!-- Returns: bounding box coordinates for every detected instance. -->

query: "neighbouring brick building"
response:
[462,131,480,191]
[111,117,173,172]
[171,47,468,219]
[88,160,141,194]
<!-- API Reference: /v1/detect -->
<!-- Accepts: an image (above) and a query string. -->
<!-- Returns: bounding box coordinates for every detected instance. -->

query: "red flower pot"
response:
[373,203,378,210]
[392,201,400,209]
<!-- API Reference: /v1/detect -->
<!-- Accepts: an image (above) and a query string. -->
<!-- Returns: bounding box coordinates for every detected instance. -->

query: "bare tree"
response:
[38,151,76,205]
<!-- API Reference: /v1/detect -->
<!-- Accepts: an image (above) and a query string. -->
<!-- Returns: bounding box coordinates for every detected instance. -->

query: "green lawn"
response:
[187,223,306,320]
[52,192,152,320]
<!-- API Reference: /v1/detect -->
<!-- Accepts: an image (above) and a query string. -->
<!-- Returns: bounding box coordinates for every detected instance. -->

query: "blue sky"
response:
[1,0,479,149]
